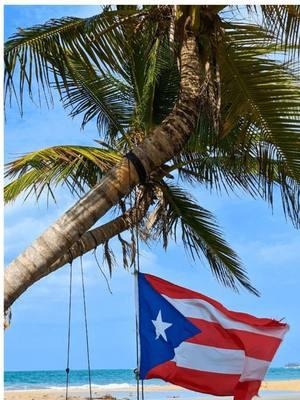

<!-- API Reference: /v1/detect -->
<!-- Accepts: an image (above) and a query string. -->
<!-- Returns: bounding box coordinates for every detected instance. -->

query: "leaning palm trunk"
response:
[4,27,203,311]
[39,191,152,280]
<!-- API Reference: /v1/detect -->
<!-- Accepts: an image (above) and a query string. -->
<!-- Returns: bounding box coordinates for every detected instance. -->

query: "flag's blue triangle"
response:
[138,273,201,379]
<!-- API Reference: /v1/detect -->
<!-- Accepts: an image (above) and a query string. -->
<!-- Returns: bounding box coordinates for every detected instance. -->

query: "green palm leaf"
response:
[260,5,300,54]
[135,35,180,132]
[151,40,180,126]
[4,145,122,203]
[4,8,146,110]
[218,22,300,179]
[57,53,134,138]
[154,183,259,295]
[174,127,300,228]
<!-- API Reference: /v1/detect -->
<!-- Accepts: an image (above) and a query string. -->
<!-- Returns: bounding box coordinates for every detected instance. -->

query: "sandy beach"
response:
[5,380,300,400]
[260,379,300,391]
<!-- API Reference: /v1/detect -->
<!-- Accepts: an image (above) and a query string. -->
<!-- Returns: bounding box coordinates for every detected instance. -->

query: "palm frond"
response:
[4,8,147,110]
[137,34,180,132]
[139,36,162,132]
[153,183,259,295]
[173,118,300,228]
[259,5,300,56]
[218,22,300,180]
[57,53,134,138]
[151,39,180,125]
[4,145,121,203]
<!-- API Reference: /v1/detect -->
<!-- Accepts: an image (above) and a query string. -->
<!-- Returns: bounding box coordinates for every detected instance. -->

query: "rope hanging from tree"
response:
[80,255,93,400]
[64,161,145,400]
[65,254,93,400]
[65,261,73,400]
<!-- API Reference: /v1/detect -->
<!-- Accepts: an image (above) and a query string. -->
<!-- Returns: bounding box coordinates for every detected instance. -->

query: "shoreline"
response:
[4,380,300,400]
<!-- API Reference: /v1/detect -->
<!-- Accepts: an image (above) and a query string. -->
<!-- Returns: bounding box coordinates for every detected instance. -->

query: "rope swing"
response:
[65,253,93,400]
[80,255,93,400]
[65,261,73,400]
[64,157,145,400]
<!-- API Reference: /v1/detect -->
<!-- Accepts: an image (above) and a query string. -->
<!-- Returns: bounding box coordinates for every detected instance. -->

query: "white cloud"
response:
[236,236,300,267]
[4,190,77,263]
[258,238,300,265]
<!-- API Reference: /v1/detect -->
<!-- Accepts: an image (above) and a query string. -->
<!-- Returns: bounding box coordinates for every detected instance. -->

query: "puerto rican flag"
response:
[138,273,289,400]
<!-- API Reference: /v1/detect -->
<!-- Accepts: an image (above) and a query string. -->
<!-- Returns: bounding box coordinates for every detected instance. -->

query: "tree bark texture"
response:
[39,192,152,279]
[4,29,202,311]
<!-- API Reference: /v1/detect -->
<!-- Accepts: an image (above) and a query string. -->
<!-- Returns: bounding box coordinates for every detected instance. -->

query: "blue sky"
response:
[4,5,300,372]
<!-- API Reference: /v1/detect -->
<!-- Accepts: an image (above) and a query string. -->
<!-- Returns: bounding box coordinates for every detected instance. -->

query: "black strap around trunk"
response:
[125,151,147,184]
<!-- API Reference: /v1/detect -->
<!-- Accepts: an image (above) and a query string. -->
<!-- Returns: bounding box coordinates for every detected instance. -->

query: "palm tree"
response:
[4,5,300,312]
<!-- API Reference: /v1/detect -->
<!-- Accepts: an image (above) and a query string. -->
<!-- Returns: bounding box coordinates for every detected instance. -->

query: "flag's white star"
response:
[152,310,172,341]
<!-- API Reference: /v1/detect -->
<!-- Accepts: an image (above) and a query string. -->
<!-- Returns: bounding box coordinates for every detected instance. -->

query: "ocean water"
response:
[4,368,300,391]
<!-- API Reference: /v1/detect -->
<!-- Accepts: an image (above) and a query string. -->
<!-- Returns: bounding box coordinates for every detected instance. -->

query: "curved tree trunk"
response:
[39,191,152,279]
[4,27,203,311]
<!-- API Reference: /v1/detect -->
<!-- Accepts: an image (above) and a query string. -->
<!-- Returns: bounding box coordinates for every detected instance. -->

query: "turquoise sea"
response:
[4,368,300,391]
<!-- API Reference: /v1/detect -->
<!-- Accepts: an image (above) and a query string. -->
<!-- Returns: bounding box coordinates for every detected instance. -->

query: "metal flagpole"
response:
[127,155,145,400]
[133,189,142,400]
[134,267,140,400]
[135,218,145,400]
[130,187,140,400]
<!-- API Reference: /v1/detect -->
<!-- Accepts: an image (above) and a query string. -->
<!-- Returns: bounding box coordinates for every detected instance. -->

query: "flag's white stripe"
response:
[240,356,270,382]
[173,342,270,380]
[164,296,286,339]
[173,342,244,375]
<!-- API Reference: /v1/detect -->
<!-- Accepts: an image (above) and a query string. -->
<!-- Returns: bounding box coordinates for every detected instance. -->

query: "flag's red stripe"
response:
[234,380,261,400]
[229,328,281,362]
[187,318,281,361]
[145,273,287,329]
[185,318,242,350]
[146,360,240,396]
